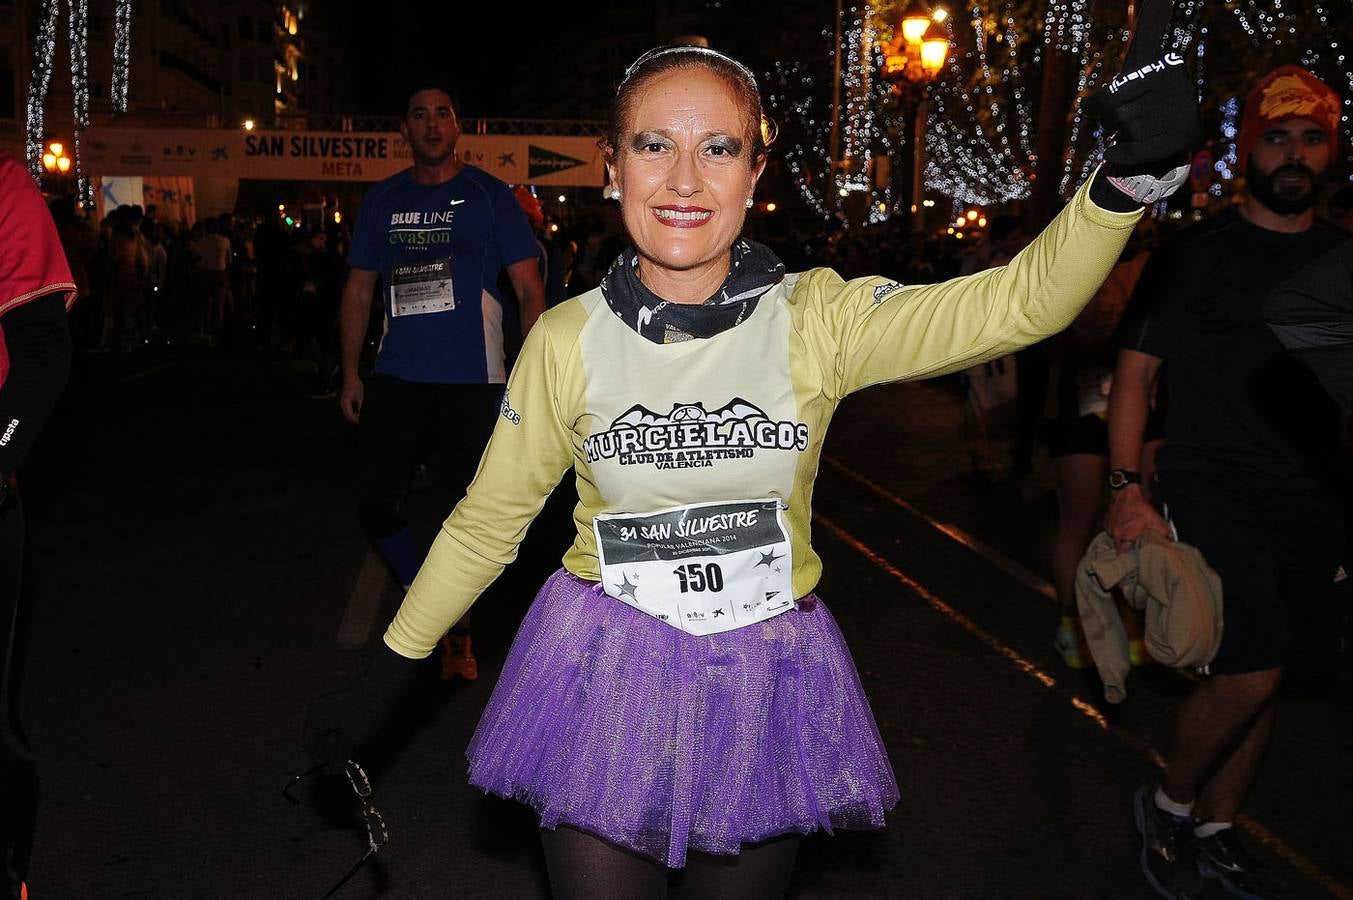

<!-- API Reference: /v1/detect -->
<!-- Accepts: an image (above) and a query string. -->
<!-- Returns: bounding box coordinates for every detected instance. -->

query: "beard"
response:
[1246,157,1328,215]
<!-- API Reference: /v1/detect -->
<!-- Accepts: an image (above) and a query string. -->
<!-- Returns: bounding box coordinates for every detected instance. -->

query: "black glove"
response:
[1084,0,1201,207]
[303,642,420,772]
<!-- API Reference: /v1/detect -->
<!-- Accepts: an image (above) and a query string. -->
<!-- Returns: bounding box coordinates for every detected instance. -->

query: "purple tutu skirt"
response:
[466,569,899,868]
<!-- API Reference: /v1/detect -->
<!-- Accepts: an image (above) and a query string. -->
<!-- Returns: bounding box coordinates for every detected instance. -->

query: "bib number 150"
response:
[674,563,724,594]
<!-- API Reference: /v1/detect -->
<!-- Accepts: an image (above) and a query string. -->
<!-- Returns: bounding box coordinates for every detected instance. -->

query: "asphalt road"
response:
[15,349,1353,899]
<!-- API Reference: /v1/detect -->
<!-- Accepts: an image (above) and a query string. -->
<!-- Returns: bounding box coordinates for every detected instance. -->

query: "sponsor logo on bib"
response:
[582,398,809,470]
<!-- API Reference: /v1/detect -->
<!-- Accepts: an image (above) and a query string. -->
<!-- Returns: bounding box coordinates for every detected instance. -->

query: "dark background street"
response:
[12,347,1352,899]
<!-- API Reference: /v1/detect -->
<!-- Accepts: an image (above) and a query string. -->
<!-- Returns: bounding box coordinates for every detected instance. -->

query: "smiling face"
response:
[401,89,460,168]
[606,66,764,301]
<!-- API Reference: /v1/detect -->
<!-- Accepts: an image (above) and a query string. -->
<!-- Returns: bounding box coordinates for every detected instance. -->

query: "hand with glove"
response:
[303,641,421,772]
[1084,0,1202,210]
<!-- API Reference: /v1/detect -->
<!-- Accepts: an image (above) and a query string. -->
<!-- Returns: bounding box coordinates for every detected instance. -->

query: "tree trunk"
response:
[1029,41,1078,225]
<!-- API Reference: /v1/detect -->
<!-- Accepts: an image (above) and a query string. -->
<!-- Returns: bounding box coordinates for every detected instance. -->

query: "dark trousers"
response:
[355,375,504,540]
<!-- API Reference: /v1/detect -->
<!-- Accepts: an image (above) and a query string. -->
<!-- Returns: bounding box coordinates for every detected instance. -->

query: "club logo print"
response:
[583,398,809,470]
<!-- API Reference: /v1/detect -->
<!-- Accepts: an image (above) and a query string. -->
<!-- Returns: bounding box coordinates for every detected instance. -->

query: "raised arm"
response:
[822,0,1197,397]
[813,174,1142,398]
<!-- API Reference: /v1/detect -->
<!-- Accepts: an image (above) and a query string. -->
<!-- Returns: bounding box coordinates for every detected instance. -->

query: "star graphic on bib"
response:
[755,548,784,569]
[617,573,640,602]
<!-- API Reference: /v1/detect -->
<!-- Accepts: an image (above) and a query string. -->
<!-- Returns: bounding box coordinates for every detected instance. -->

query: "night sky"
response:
[334,2,613,118]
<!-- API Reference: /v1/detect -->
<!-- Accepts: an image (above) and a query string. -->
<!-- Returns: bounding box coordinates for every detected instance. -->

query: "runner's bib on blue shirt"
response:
[349,167,539,384]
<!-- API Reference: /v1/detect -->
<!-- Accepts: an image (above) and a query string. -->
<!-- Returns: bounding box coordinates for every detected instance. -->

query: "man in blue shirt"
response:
[339,82,545,680]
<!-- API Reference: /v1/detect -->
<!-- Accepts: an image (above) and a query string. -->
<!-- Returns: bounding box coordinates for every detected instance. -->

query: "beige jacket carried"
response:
[1075,530,1224,703]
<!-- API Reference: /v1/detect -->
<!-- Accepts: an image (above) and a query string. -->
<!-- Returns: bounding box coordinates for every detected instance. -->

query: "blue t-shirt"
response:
[349,166,539,384]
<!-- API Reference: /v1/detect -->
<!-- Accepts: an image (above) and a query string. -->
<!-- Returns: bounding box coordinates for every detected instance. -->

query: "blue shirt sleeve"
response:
[348,186,383,272]
[493,184,543,268]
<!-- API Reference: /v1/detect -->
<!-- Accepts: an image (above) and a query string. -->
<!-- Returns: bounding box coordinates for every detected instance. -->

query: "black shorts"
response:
[1046,410,1166,459]
[356,374,504,532]
[1160,471,1350,676]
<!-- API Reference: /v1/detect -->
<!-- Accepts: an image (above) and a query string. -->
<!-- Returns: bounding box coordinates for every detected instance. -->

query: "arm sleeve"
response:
[808,172,1141,397]
[0,294,72,472]
[347,190,382,272]
[1262,238,1353,414]
[383,315,575,658]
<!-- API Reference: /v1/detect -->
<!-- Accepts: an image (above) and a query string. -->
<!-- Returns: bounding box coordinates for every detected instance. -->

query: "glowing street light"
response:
[899,0,933,44]
[242,118,256,131]
[42,141,72,182]
[881,5,949,231]
[920,20,949,75]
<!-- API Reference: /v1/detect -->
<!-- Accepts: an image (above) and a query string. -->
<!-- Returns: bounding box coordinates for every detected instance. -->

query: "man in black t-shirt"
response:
[1263,237,1353,415]
[1107,66,1347,900]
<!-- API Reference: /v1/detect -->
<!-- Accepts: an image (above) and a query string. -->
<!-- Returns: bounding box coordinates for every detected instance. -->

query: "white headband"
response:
[619,45,761,97]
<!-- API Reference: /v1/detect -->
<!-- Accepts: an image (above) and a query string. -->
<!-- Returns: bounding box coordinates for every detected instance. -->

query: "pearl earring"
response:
[611,188,622,201]
[745,197,754,208]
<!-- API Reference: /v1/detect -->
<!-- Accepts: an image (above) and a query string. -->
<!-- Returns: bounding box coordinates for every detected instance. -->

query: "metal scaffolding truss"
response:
[261,114,606,135]
[88,110,607,136]
[465,118,606,137]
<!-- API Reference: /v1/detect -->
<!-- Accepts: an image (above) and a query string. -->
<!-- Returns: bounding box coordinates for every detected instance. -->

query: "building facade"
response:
[0,0,350,162]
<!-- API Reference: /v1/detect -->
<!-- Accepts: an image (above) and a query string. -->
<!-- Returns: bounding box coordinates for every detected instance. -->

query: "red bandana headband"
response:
[1236,65,1341,165]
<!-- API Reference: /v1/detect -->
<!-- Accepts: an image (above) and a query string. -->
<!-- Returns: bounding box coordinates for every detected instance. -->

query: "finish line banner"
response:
[80,127,604,186]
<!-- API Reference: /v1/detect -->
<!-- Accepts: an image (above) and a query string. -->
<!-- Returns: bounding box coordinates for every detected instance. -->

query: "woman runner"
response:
[306,20,1197,897]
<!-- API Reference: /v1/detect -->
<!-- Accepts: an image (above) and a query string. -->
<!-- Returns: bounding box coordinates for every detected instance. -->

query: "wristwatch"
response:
[1107,468,1142,491]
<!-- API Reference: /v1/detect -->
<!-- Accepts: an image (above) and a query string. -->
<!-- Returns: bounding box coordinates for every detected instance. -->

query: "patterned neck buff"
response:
[600,239,787,345]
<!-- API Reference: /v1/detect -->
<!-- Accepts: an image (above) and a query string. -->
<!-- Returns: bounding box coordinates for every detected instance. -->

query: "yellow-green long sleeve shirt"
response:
[384,175,1141,658]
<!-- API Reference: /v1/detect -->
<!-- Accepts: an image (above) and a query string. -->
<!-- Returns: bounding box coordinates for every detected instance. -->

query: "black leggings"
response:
[540,826,800,900]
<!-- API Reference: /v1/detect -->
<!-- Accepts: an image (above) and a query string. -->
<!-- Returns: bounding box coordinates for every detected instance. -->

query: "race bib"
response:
[592,499,795,636]
[390,258,454,317]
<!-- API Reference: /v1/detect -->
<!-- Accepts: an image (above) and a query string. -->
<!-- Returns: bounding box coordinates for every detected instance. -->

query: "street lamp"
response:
[41,140,73,193]
[882,9,948,228]
[899,0,932,44]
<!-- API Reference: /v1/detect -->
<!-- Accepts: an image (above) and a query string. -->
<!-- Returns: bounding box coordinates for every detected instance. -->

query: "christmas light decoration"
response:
[24,0,59,177]
[924,9,1030,205]
[1042,0,1090,54]
[26,0,124,202]
[767,59,832,218]
[113,0,132,113]
[769,0,1353,223]
[839,1,875,199]
[68,0,92,206]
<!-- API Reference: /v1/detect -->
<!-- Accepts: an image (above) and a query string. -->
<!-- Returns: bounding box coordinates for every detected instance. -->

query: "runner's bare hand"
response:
[340,378,364,425]
[1105,488,1170,554]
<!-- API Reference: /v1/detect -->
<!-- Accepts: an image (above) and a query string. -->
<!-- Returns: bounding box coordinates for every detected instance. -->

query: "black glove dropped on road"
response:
[1084,0,1201,207]
[303,642,421,772]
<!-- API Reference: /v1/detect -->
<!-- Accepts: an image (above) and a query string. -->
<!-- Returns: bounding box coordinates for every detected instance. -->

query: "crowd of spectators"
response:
[49,200,350,390]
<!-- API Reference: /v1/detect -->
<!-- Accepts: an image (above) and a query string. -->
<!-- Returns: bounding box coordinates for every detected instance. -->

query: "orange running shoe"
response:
[439,631,478,681]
